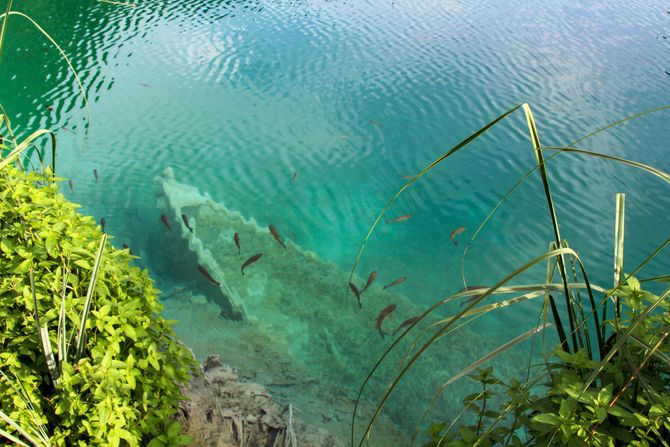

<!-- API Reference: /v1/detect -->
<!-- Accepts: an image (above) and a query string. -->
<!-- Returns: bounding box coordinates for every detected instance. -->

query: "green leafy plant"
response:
[349,104,670,446]
[2,3,199,444]
[0,150,198,445]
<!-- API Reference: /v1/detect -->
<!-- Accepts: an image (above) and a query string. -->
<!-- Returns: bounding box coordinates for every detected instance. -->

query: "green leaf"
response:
[173,434,194,446]
[533,413,561,426]
[74,259,91,270]
[559,398,577,419]
[122,324,137,341]
[166,421,181,438]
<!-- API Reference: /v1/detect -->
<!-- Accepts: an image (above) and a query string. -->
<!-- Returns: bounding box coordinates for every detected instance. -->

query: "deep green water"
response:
[1,0,669,442]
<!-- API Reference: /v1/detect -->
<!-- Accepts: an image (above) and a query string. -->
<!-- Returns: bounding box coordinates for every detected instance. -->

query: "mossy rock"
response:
[0,166,197,446]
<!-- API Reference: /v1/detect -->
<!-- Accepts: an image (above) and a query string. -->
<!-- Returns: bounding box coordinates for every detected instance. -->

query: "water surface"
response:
[1,0,669,442]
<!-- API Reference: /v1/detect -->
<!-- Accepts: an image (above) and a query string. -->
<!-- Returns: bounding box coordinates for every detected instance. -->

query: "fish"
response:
[368,118,383,128]
[383,277,406,290]
[93,169,99,182]
[361,271,377,293]
[393,316,420,335]
[68,179,74,191]
[160,214,172,230]
[139,82,153,88]
[0,134,3,146]
[400,175,413,179]
[291,171,298,185]
[241,253,263,275]
[269,224,287,250]
[181,213,193,232]
[46,104,54,112]
[122,244,133,255]
[450,226,466,245]
[198,265,220,286]
[349,282,362,308]
[233,232,240,254]
[100,217,106,233]
[376,304,396,339]
[385,214,411,224]
[457,285,487,307]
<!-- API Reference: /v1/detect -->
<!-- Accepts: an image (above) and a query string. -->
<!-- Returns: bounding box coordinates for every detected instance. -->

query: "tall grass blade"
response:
[0,410,42,447]
[57,264,70,366]
[0,129,52,171]
[522,104,576,352]
[0,0,11,59]
[568,105,670,147]
[612,193,626,329]
[39,326,58,385]
[0,427,30,447]
[75,233,107,361]
[639,274,670,283]
[544,146,670,184]
[0,370,49,446]
[29,270,58,383]
[613,193,626,290]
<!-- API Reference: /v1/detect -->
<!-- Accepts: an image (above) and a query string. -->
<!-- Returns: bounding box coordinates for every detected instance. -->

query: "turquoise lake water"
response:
[1,0,669,443]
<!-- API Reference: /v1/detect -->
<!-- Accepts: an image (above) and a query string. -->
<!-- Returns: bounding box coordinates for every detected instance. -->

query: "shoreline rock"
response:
[178,355,344,446]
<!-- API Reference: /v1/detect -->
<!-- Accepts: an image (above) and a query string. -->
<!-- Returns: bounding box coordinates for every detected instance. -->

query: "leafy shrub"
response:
[0,165,198,446]
[424,278,670,446]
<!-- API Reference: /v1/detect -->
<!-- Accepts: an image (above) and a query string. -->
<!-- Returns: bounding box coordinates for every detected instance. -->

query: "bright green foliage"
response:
[424,279,670,446]
[0,166,197,445]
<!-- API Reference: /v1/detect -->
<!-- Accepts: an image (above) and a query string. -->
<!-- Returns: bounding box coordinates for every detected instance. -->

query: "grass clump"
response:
[349,104,670,446]
[0,163,198,446]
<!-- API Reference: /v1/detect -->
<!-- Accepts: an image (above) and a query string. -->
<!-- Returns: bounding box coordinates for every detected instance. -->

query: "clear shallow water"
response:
[1,0,669,442]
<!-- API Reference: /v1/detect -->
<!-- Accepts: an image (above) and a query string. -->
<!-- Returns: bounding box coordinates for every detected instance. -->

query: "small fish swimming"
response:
[269,224,287,250]
[457,285,487,307]
[233,232,240,254]
[198,265,220,286]
[291,171,298,185]
[45,104,54,112]
[100,217,106,233]
[122,244,132,255]
[361,271,377,293]
[181,213,193,232]
[400,175,413,179]
[450,226,466,245]
[241,253,263,275]
[376,304,396,339]
[385,214,412,224]
[160,214,172,230]
[383,277,406,290]
[93,169,99,182]
[368,118,383,128]
[393,316,420,335]
[349,282,362,308]
[68,179,74,191]
[139,82,153,88]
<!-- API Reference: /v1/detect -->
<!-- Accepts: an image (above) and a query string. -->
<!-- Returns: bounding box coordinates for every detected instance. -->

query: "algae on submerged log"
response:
[154,167,529,443]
